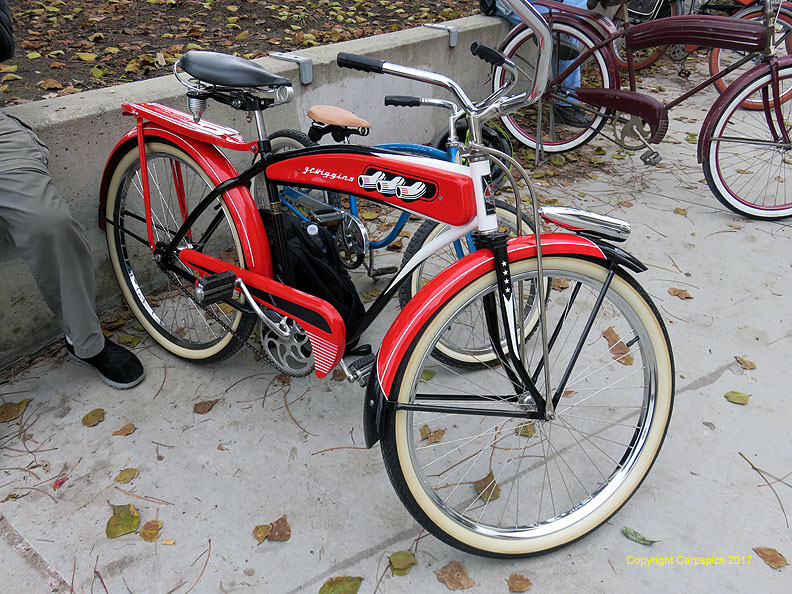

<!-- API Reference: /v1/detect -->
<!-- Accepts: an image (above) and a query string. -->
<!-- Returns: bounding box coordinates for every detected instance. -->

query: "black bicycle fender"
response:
[590,240,648,274]
[363,369,388,448]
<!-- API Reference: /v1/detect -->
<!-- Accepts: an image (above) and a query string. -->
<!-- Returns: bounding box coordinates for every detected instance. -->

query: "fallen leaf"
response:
[507,573,533,592]
[551,278,569,291]
[0,398,33,423]
[52,477,68,490]
[359,211,378,220]
[420,369,436,382]
[622,526,657,545]
[268,515,291,541]
[562,390,577,398]
[253,524,272,544]
[435,560,475,590]
[427,428,445,444]
[82,408,105,427]
[75,52,98,62]
[389,550,417,576]
[550,154,566,166]
[163,540,175,545]
[420,425,431,440]
[724,391,750,405]
[318,576,363,594]
[735,356,756,370]
[332,369,346,381]
[193,399,219,415]
[473,471,501,502]
[515,422,536,438]
[602,327,634,366]
[1,73,21,82]
[668,287,693,300]
[753,546,788,569]
[140,520,162,542]
[117,335,142,348]
[106,503,139,538]
[112,422,136,436]
[673,207,688,216]
[114,468,139,484]
[736,169,754,174]
[39,79,63,90]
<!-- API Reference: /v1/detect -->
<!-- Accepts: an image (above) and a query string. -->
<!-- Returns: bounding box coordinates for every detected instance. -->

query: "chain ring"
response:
[257,314,314,377]
[164,268,313,377]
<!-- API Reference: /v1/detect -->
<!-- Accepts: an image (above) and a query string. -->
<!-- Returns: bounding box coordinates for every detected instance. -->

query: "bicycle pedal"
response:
[349,352,376,372]
[677,68,691,79]
[370,266,398,278]
[313,209,343,225]
[641,150,662,166]
[194,270,237,305]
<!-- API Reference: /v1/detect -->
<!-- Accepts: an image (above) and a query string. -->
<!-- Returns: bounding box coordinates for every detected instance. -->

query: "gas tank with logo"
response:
[264,145,477,227]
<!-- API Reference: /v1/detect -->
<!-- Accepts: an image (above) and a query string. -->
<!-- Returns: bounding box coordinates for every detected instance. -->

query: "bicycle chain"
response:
[163,269,305,376]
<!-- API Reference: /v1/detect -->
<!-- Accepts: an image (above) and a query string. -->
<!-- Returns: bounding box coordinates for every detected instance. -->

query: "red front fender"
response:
[373,233,606,396]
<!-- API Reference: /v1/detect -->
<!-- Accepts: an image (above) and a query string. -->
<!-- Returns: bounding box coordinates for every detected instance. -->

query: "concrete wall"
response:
[0,15,509,367]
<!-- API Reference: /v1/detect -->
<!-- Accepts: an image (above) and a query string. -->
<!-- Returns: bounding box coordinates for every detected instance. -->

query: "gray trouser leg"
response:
[0,113,104,358]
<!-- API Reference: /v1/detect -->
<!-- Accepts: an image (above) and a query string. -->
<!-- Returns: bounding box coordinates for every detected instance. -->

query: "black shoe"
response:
[553,104,594,129]
[66,337,145,389]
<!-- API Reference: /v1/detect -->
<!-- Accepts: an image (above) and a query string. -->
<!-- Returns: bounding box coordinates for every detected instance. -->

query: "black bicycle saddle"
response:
[179,51,291,89]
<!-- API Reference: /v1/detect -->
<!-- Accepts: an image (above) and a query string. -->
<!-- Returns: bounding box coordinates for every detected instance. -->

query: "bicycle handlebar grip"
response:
[470,41,506,67]
[384,95,421,107]
[337,52,385,73]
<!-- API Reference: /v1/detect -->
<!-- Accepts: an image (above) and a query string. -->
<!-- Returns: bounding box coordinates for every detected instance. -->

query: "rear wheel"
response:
[382,255,674,557]
[612,1,680,71]
[105,141,256,362]
[497,22,612,154]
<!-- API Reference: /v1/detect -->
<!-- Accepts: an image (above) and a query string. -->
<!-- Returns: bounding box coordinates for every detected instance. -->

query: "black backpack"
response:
[261,210,365,339]
[479,0,498,16]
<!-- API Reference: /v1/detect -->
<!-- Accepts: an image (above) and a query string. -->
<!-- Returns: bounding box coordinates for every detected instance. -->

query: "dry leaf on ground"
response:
[139,520,162,542]
[507,573,533,592]
[268,515,291,541]
[253,524,272,544]
[735,356,756,370]
[753,547,788,568]
[106,503,139,539]
[724,391,750,405]
[114,468,139,484]
[112,422,136,436]
[602,326,634,366]
[82,408,105,427]
[318,576,363,594]
[193,399,219,415]
[668,287,693,300]
[389,551,417,576]
[435,561,476,590]
[474,471,501,502]
[0,398,32,423]
[622,526,658,545]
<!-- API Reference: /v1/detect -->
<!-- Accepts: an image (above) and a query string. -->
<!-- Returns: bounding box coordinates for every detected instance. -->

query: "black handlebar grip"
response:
[337,52,385,73]
[470,41,506,67]
[384,95,421,107]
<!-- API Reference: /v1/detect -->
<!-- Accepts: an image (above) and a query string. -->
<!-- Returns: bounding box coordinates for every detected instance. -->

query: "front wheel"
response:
[105,140,256,362]
[703,63,792,219]
[382,255,674,557]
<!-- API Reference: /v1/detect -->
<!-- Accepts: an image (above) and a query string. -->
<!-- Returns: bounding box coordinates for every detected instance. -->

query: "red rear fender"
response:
[99,123,273,278]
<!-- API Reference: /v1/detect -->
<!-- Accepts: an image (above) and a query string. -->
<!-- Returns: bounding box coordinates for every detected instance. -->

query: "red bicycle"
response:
[98,30,673,556]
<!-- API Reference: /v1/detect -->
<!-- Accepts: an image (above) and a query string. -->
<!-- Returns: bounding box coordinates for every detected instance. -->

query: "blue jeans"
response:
[493,0,586,92]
